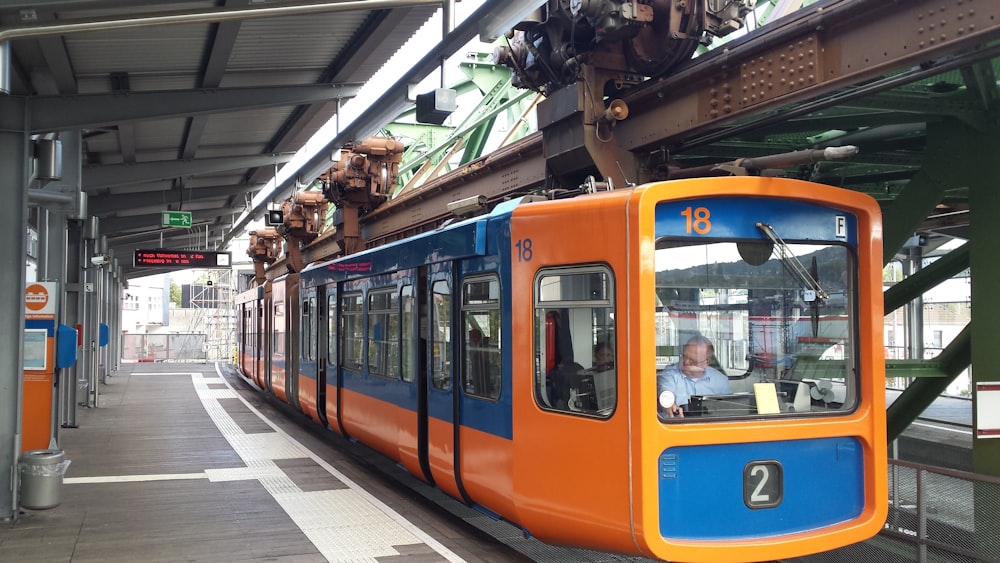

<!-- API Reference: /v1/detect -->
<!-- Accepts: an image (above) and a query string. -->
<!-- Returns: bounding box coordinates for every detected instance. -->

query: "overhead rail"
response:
[354,0,1000,247]
[221,0,513,249]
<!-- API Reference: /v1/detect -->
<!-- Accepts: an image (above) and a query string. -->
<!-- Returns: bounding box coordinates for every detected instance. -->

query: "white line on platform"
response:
[209,365,466,563]
[65,472,208,484]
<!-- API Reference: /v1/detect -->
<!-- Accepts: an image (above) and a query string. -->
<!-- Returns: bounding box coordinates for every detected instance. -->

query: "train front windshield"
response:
[654,201,859,422]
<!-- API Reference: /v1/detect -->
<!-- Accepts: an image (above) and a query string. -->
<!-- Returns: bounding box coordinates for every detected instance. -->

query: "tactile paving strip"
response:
[194,370,464,563]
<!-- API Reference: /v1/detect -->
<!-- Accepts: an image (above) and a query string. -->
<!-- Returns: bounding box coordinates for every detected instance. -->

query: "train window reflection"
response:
[327,291,337,368]
[401,286,415,383]
[654,240,858,422]
[368,288,400,379]
[340,292,363,370]
[533,265,616,417]
[462,276,501,400]
[432,280,452,390]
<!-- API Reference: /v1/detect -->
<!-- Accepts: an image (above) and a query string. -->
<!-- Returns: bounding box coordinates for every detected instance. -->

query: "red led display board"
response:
[133,249,232,268]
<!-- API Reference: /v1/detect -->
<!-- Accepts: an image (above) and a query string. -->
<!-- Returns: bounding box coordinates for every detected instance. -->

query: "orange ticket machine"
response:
[24,282,77,452]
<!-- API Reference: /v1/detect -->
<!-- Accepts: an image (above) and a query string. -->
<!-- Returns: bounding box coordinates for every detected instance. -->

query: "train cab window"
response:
[340,292,363,370]
[432,280,452,391]
[654,239,858,423]
[461,276,501,400]
[533,266,616,417]
[368,288,400,379]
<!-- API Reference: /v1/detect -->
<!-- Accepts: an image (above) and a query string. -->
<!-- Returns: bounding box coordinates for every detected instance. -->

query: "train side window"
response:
[432,280,452,390]
[273,300,285,357]
[327,290,337,366]
[401,285,415,383]
[533,265,616,418]
[368,288,400,379]
[340,292,363,370]
[308,296,317,361]
[301,296,317,362]
[461,276,501,400]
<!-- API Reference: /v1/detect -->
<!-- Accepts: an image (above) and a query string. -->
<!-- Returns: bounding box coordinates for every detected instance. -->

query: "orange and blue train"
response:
[235,175,887,562]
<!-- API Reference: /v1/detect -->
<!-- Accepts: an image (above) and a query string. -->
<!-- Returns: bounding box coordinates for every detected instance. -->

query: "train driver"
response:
[593,341,614,372]
[657,334,730,418]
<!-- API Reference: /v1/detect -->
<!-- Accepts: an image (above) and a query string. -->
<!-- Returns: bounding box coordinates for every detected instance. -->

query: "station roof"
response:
[4,0,441,274]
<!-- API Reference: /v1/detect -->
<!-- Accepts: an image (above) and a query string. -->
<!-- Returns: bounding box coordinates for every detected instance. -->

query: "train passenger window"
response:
[301,296,316,362]
[533,265,616,418]
[461,276,501,400]
[401,286,415,383]
[368,288,400,379]
[432,280,452,390]
[273,301,285,357]
[327,291,337,367]
[654,239,858,422]
[340,292,363,370]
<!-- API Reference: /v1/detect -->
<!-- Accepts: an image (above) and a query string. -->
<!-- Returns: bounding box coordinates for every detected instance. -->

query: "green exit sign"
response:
[161,210,192,228]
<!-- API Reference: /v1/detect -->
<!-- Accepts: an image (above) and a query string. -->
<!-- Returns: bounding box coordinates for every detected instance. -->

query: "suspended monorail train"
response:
[235,175,887,562]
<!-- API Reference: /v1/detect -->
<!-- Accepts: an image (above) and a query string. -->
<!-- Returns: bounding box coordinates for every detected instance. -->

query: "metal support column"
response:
[62,218,83,428]
[962,113,1000,558]
[80,217,99,408]
[109,258,120,375]
[903,247,925,362]
[0,118,29,520]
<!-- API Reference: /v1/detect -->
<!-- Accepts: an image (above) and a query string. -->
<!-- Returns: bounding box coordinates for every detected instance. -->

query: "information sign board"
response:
[133,249,232,268]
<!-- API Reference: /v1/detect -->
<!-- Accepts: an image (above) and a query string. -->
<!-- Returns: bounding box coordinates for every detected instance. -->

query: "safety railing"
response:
[122,333,207,362]
[791,459,1000,562]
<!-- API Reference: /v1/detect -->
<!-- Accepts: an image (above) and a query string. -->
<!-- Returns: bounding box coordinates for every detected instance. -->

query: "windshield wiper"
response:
[755,222,829,300]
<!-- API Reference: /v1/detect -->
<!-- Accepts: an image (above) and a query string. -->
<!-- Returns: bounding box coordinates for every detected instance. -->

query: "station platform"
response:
[0,362,531,562]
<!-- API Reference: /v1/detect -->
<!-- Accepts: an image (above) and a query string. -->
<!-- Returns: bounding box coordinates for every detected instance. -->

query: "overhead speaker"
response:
[416,88,457,125]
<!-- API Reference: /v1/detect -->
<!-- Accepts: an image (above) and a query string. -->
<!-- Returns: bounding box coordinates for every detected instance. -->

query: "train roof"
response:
[299,197,522,286]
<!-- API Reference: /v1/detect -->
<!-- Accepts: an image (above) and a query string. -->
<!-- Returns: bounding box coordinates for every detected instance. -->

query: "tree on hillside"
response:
[169,281,181,307]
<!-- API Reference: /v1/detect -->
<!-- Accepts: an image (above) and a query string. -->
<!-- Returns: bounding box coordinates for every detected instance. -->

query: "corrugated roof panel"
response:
[49,1,217,20]
[77,75,201,94]
[66,25,210,80]
[83,133,120,154]
[217,70,321,89]
[227,12,370,75]
[186,174,253,189]
[278,102,340,149]
[192,145,273,159]
[132,118,189,154]
[200,107,296,146]
[340,6,438,84]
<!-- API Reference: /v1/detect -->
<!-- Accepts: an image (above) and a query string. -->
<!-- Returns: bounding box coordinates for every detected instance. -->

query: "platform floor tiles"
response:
[0,363,523,562]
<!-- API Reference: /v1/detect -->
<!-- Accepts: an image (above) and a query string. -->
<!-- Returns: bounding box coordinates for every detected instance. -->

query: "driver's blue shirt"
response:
[657,363,731,408]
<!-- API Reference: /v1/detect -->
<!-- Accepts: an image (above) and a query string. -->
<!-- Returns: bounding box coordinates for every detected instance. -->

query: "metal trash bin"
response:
[19,449,71,510]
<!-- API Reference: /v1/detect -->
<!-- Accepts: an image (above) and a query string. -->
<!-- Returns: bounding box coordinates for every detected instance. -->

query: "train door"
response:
[412,267,433,484]
[423,268,465,501]
[297,286,322,424]
[270,279,288,401]
[453,272,514,515]
[311,284,328,427]
[286,277,301,410]
[259,282,273,392]
[323,282,346,435]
